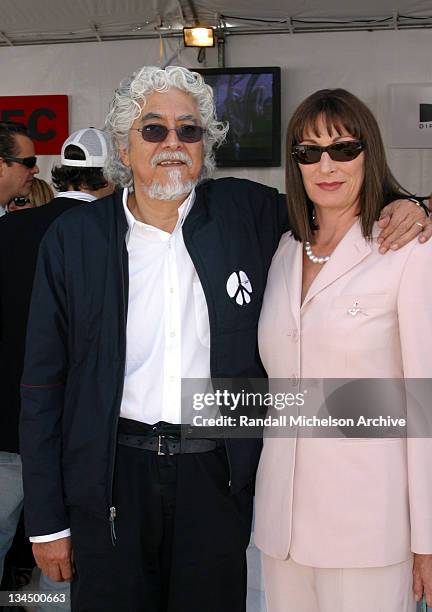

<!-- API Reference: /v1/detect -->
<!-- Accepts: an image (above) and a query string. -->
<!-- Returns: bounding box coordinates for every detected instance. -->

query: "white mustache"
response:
[150,151,193,168]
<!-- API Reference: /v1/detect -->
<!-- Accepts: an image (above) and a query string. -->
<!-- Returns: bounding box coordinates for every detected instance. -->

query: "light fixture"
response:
[183,26,215,47]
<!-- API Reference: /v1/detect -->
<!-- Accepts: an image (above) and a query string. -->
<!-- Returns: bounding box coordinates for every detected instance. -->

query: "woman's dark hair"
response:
[285,88,411,242]
[51,144,108,192]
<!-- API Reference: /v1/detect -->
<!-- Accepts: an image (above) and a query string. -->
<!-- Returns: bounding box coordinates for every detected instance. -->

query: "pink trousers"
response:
[262,554,416,612]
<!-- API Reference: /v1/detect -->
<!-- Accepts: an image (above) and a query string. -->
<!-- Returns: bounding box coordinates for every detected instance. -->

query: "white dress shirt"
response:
[31,187,211,542]
[120,187,211,423]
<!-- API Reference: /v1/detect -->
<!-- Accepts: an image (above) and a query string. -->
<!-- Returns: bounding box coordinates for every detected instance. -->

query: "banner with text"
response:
[0,95,69,154]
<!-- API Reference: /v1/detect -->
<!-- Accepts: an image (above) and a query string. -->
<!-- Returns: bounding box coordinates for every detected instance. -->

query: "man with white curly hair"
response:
[19,65,430,612]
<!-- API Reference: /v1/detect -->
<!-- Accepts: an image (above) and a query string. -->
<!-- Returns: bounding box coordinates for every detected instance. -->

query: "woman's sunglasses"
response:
[132,124,205,143]
[292,140,365,165]
[13,197,31,207]
[2,155,38,169]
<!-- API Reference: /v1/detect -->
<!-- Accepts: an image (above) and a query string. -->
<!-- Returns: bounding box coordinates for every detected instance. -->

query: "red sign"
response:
[0,95,69,155]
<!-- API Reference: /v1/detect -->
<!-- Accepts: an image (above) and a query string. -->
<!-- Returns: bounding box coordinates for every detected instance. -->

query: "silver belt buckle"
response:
[157,434,174,456]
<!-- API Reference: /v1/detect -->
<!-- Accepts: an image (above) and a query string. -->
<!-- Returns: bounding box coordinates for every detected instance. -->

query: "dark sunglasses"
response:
[13,197,31,207]
[2,155,38,169]
[132,124,205,143]
[292,140,365,165]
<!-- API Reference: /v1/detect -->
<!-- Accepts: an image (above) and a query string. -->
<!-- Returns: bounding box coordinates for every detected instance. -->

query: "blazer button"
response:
[291,374,298,385]
[287,329,299,342]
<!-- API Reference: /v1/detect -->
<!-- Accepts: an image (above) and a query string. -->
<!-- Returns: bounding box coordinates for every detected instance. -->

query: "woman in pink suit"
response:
[254,89,432,611]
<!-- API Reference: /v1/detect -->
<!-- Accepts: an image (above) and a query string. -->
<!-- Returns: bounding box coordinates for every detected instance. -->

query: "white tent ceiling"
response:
[0,0,432,46]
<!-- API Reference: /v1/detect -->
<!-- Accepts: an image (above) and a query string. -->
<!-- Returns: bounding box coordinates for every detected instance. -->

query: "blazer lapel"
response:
[301,221,374,308]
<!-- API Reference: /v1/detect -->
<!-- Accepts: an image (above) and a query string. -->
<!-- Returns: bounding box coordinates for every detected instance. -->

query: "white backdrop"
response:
[0,29,431,196]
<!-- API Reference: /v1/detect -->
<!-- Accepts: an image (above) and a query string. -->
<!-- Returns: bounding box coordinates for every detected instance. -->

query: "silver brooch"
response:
[347,300,368,317]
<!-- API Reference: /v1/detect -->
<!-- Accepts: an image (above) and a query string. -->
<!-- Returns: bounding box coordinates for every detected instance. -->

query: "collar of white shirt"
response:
[121,187,195,244]
[56,191,97,202]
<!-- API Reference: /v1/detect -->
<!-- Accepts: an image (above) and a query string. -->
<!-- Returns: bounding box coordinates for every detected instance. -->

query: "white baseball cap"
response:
[61,127,109,168]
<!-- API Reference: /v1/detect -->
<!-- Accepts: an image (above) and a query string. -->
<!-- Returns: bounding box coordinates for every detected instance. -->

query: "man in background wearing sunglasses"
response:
[0,126,113,610]
[0,121,39,583]
[0,121,39,217]
[19,66,431,612]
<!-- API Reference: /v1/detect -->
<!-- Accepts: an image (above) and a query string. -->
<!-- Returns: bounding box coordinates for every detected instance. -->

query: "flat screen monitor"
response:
[195,66,281,167]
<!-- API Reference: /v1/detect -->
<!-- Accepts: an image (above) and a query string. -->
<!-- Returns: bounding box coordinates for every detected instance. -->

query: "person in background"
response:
[0,127,112,611]
[18,66,430,612]
[50,127,114,199]
[6,176,54,212]
[29,178,55,207]
[255,88,432,612]
[0,120,39,576]
[0,121,39,217]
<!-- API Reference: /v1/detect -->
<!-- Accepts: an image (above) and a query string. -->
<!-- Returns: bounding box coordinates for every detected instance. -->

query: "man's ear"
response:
[119,145,130,167]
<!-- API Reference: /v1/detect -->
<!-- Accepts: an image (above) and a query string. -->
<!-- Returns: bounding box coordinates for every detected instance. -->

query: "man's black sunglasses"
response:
[131,124,205,143]
[2,155,38,169]
[292,141,365,165]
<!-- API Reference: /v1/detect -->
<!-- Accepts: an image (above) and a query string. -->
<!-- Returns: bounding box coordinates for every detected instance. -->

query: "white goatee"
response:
[143,169,197,201]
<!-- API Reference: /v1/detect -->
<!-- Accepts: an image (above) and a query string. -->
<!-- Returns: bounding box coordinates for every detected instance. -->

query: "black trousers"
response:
[69,421,253,612]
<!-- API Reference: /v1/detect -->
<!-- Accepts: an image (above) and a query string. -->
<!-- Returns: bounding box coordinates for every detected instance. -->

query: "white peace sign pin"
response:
[226,271,253,305]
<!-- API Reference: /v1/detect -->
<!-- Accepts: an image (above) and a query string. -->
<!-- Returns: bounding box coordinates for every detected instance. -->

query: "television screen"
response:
[196,67,281,167]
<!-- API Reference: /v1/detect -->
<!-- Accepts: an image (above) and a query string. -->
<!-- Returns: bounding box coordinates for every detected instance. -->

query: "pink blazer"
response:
[254,221,432,568]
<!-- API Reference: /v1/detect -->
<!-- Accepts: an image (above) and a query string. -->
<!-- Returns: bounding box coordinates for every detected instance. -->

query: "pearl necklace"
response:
[304,241,330,264]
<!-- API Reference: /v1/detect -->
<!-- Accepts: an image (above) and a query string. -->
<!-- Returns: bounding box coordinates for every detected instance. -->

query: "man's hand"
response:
[377,199,431,253]
[32,536,74,582]
[413,553,432,606]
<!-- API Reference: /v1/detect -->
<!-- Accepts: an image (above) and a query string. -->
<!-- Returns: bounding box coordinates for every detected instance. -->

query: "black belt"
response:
[117,433,219,455]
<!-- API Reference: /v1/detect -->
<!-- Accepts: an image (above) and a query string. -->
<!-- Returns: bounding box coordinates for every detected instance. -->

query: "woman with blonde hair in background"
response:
[28,177,54,207]
[7,178,54,212]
